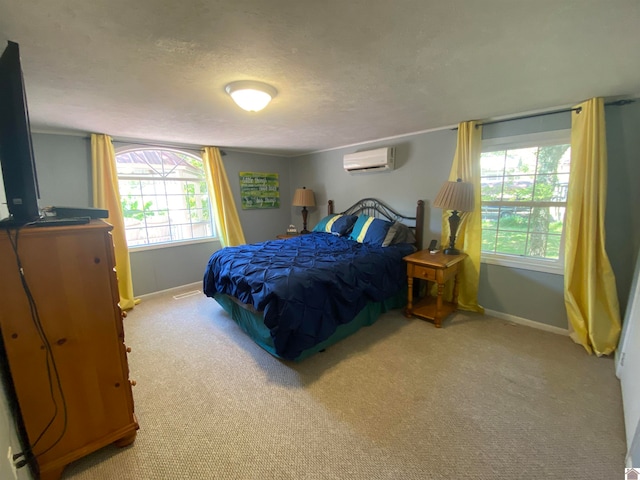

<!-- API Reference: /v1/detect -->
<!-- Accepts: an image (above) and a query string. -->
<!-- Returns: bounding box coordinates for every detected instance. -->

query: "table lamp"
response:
[292,187,316,233]
[433,178,474,254]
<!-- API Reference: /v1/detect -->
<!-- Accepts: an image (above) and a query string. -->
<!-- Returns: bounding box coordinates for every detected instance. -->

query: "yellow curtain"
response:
[202,147,246,247]
[91,134,138,311]
[564,98,621,355]
[440,121,484,313]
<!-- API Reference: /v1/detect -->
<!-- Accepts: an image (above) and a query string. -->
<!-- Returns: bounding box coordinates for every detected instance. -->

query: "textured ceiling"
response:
[1,0,639,156]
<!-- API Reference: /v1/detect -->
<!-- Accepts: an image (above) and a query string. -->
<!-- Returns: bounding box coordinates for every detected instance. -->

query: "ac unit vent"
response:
[343,147,395,173]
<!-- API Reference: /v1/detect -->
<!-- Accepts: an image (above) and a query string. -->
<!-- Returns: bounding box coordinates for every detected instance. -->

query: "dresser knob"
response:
[130,380,137,386]
[126,346,132,353]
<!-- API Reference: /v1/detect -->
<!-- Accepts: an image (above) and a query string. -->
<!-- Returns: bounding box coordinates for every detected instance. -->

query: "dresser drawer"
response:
[410,265,436,281]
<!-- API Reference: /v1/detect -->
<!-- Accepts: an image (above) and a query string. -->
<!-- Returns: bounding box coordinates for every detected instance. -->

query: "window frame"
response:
[115,146,218,250]
[480,129,571,275]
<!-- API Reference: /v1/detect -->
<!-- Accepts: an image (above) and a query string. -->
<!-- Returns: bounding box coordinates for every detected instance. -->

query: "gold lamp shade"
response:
[433,179,475,213]
[292,187,316,233]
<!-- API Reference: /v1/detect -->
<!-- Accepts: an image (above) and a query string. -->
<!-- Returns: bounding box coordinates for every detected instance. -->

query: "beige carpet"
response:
[61,288,626,479]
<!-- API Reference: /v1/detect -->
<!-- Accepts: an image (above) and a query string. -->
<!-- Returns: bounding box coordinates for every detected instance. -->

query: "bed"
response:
[203,198,425,361]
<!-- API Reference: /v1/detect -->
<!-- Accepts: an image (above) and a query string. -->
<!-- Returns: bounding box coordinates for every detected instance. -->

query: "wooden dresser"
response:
[0,220,138,480]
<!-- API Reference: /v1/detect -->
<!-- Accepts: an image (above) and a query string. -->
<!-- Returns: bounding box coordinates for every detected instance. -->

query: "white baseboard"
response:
[136,282,202,301]
[484,308,569,336]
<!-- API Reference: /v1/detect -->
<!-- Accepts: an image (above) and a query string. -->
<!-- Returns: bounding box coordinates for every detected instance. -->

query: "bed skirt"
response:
[213,291,407,361]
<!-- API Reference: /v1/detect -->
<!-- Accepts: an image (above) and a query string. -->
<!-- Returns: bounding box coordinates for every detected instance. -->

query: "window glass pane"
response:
[124,226,148,246]
[554,177,569,203]
[526,233,562,259]
[481,206,499,229]
[170,224,193,241]
[192,222,213,238]
[533,175,556,201]
[116,148,216,247]
[498,206,531,232]
[546,234,562,259]
[481,151,505,176]
[119,180,141,196]
[121,195,147,220]
[482,228,497,253]
[169,209,191,224]
[505,147,537,176]
[146,226,173,244]
[503,175,534,201]
[142,194,167,211]
[139,180,161,196]
[496,231,527,255]
[481,177,503,201]
[527,206,566,234]
[536,145,570,174]
[480,137,570,267]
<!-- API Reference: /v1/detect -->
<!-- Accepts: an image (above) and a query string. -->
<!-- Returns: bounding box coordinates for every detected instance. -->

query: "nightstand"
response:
[276,233,300,239]
[403,250,466,327]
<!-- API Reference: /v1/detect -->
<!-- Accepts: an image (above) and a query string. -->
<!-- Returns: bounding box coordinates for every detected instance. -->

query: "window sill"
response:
[128,237,220,253]
[481,254,563,275]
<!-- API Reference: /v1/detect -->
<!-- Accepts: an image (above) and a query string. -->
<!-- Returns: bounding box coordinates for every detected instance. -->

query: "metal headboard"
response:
[328,198,425,249]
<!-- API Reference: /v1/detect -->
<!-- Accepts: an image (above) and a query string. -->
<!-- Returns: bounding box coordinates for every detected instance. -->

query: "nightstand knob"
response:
[126,346,132,353]
[130,379,137,386]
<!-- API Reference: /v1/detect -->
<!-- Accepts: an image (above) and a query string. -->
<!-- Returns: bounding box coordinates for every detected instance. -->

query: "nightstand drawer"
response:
[410,265,436,281]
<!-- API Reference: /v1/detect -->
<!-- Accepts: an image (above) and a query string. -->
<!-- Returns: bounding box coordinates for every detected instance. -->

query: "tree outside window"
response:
[480,132,571,273]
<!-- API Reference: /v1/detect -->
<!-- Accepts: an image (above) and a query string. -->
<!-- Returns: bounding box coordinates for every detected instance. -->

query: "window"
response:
[115,148,216,248]
[480,131,571,274]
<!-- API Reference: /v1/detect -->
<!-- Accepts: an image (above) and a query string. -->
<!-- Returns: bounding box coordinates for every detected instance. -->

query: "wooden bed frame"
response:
[328,198,425,250]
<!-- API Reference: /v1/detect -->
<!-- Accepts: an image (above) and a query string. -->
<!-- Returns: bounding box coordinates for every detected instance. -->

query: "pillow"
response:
[312,214,358,236]
[382,221,417,247]
[348,215,393,246]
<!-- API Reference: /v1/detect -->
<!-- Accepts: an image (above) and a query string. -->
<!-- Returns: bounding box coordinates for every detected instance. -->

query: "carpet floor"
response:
[61,288,626,479]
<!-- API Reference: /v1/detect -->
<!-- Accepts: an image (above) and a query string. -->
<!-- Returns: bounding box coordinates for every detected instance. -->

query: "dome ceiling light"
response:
[225,80,277,112]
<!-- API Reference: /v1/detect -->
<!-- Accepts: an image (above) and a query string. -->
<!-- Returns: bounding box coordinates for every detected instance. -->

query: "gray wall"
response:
[29,135,291,296]
[605,103,640,316]
[290,103,640,330]
[288,129,458,243]
[24,102,640,318]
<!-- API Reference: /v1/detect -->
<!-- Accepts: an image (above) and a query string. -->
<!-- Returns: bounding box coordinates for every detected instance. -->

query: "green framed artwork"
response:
[239,172,280,209]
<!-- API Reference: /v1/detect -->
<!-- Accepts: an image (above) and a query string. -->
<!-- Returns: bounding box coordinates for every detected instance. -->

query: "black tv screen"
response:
[0,41,40,224]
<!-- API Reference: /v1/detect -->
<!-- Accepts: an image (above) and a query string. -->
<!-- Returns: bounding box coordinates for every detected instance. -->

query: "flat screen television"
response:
[0,41,41,225]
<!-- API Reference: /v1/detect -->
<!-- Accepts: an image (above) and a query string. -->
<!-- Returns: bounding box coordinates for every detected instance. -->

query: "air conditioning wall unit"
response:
[343,147,395,173]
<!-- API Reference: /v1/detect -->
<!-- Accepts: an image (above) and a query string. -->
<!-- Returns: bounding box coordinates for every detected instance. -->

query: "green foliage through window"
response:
[115,148,215,247]
[481,140,570,263]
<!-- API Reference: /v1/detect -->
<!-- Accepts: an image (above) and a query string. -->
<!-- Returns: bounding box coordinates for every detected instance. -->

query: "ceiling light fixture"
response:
[225,80,277,112]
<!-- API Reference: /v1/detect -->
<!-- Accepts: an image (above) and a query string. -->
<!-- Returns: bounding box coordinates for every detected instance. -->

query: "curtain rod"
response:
[452,99,635,130]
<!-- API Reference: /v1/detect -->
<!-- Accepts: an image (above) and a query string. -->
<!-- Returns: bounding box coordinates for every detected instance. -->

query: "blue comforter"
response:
[203,233,414,360]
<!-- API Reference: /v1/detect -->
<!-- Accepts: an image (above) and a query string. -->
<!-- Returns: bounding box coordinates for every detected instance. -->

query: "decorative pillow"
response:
[348,215,393,246]
[312,214,358,236]
[382,221,417,247]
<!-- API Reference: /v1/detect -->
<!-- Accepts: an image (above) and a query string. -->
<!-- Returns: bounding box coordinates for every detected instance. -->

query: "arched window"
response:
[115,148,216,247]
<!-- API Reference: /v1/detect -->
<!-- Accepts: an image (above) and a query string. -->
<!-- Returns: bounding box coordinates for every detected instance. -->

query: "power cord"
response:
[3,226,68,468]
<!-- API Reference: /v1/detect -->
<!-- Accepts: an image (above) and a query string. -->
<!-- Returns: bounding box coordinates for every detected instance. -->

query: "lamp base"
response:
[300,229,310,234]
[443,247,461,255]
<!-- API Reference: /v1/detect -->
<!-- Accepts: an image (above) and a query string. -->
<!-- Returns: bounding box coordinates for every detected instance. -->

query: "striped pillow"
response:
[312,214,358,236]
[348,215,393,246]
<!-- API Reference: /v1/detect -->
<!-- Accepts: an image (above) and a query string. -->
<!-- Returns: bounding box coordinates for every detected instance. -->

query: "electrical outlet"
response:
[6,446,18,480]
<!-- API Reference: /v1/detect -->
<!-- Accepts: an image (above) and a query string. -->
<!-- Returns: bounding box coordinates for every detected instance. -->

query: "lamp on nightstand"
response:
[433,178,474,255]
[292,187,316,234]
